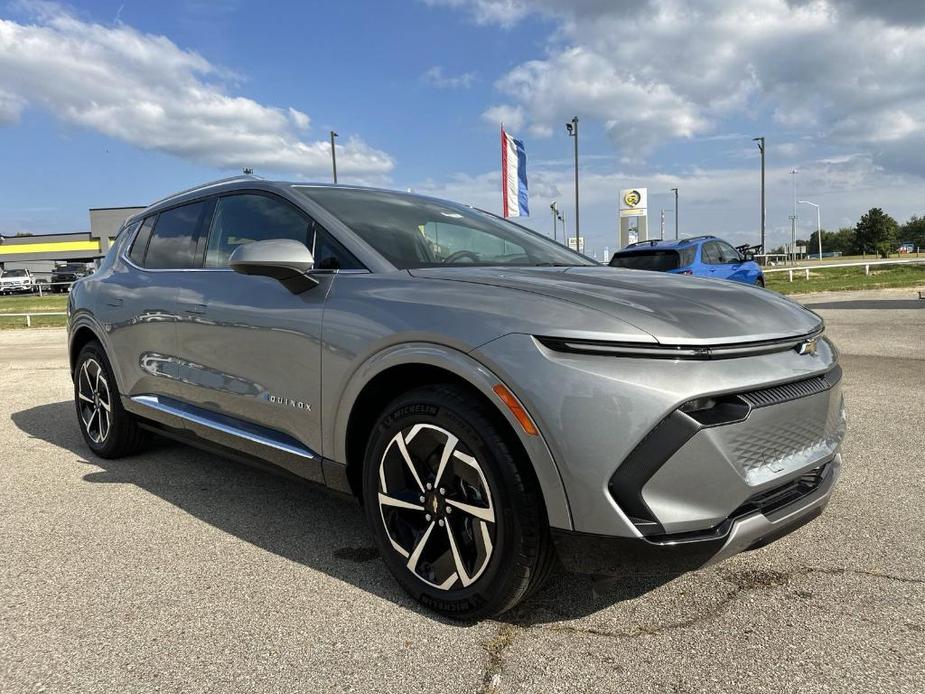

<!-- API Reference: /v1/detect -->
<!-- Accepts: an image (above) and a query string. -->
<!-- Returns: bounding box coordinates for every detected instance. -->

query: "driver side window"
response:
[717,241,742,264]
[204,193,361,270]
[205,194,309,268]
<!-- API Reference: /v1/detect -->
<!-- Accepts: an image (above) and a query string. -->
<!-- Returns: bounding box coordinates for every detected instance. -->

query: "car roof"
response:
[618,235,717,252]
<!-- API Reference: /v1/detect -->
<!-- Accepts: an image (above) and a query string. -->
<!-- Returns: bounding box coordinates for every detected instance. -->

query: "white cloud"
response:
[421,66,478,89]
[481,103,526,130]
[437,0,925,172]
[0,8,393,177]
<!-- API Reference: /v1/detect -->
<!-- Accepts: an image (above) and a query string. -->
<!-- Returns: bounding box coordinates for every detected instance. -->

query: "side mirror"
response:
[229,239,319,293]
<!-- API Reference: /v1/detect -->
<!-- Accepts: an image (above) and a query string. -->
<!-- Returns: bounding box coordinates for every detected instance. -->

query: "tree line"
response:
[771,208,924,258]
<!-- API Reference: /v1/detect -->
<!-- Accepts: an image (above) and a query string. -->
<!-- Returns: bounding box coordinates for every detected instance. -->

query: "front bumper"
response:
[552,454,840,575]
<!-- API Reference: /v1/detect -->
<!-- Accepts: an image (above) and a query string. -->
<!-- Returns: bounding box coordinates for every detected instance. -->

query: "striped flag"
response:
[501,127,529,218]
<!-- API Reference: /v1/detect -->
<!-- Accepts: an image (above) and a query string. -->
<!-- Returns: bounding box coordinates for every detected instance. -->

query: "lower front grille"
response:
[732,461,831,518]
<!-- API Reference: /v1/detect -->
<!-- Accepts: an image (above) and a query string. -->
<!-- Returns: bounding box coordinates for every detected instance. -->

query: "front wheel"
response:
[755,276,766,287]
[362,384,553,619]
[74,341,147,458]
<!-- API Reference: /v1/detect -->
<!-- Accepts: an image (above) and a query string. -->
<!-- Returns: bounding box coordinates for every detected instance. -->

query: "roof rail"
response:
[147,175,262,209]
[678,234,716,244]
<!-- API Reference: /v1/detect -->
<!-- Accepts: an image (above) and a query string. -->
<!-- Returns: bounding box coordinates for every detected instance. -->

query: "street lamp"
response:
[550,201,559,241]
[565,117,580,252]
[798,200,822,261]
[789,169,798,264]
[330,130,338,184]
[753,136,765,256]
[670,188,679,239]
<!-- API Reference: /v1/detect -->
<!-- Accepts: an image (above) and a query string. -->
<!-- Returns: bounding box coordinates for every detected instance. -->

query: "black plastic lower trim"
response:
[551,528,724,576]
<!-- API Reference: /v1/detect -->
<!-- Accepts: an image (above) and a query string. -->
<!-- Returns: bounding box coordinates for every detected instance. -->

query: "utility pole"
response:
[789,169,798,264]
[565,117,580,252]
[330,130,338,184]
[670,188,679,239]
[753,137,765,256]
[550,201,559,241]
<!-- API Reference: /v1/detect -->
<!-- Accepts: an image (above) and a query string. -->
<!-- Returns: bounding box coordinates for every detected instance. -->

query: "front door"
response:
[169,191,353,472]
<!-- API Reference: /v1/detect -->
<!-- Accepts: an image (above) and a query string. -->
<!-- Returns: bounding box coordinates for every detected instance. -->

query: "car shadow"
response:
[11,400,682,625]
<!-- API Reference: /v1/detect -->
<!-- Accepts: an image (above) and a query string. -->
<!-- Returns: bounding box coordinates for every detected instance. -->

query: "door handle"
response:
[105,298,123,307]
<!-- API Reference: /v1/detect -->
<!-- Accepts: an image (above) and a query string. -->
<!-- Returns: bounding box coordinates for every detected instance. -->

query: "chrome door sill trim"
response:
[130,394,318,461]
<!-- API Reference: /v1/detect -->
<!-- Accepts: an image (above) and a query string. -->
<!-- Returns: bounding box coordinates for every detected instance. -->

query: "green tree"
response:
[901,215,925,250]
[855,208,898,258]
[807,227,856,255]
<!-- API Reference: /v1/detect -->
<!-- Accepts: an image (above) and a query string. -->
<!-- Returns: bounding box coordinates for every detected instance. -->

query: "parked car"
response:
[68,178,844,618]
[610,236,765,286]
[51,262,92,292]
[898,243,916,254]
[0,268,36,294]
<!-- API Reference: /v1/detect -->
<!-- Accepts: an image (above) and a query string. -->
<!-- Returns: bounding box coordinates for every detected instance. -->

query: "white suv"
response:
[0,268,36,294]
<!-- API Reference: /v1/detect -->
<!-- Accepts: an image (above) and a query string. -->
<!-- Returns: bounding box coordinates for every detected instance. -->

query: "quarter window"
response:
[144,202,207,269]
[128,216,156,266]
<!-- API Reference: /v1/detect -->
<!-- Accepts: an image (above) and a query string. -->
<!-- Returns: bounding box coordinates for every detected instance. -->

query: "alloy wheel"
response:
[77,358,112,444]
[377,423,496,591]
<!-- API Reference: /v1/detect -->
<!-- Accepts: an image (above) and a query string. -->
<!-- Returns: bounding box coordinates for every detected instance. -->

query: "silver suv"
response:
[68,177,845,618]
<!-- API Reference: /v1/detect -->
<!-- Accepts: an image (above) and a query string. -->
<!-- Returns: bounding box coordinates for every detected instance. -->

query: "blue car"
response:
[609,235,765,287]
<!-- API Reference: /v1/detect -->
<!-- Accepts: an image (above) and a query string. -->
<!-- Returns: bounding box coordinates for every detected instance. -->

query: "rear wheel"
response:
[362,384,552,619]
[74,341,147,458]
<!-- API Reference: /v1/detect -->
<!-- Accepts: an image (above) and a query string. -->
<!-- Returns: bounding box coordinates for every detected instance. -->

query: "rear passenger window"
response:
[128,216,156,266]
[145,202,207,269]
[701,242,722,265]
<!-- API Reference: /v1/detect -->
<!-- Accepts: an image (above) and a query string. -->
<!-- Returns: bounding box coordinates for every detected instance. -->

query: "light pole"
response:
[565,117,580,252]
[660,209,673,240]
[799,200,822,261]
[670,188,679,239]
[753,136,765,256]
[550,201,559,241]
[330,130,338,184]
[789,169,798,264]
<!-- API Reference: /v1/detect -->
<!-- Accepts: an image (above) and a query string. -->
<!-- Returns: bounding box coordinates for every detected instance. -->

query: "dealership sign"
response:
[620,188,647,217]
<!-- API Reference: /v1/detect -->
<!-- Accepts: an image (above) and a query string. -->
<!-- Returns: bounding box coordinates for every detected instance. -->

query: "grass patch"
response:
[0,294,68,329]
[766,263,925,294]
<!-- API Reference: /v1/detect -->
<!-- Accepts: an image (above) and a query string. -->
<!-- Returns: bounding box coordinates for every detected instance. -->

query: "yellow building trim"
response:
[0,240,102,255]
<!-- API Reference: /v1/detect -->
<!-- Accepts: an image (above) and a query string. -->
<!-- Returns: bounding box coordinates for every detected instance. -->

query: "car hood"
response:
[408,266,821,344]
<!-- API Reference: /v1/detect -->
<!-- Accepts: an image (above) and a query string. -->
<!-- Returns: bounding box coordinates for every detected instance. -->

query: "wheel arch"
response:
[333,343,573,531]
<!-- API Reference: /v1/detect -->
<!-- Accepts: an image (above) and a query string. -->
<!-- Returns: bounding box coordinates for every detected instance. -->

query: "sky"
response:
[2,0,925,258]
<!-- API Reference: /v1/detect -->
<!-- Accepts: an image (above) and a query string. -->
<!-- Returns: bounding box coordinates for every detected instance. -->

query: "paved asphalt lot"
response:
[1,288,923,693]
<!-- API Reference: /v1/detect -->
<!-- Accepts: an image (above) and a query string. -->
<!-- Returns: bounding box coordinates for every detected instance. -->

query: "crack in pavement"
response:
[528,566,924,643]
[477,623,521,694]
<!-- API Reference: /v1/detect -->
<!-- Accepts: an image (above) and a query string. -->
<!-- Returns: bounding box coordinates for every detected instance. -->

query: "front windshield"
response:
[295,187,596,269]
[3,269,27,277]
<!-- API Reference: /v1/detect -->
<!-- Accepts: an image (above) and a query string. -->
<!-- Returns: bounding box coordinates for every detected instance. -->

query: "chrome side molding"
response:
[130,394,319,461]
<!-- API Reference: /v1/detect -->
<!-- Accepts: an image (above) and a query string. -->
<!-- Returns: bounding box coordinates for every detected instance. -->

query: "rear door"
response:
[101,202,209,397]
[169,191,360,470]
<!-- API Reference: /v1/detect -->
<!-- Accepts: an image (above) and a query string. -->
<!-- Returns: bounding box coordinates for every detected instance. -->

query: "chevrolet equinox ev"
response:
[68,177,845,618]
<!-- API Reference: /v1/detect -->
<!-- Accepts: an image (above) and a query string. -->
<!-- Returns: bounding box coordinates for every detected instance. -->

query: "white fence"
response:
[763,258,925,282]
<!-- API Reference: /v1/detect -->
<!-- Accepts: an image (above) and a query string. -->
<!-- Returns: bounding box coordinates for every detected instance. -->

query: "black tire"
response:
[74,341,147,458]
[756,276,766,287]
[362,383,552,619]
